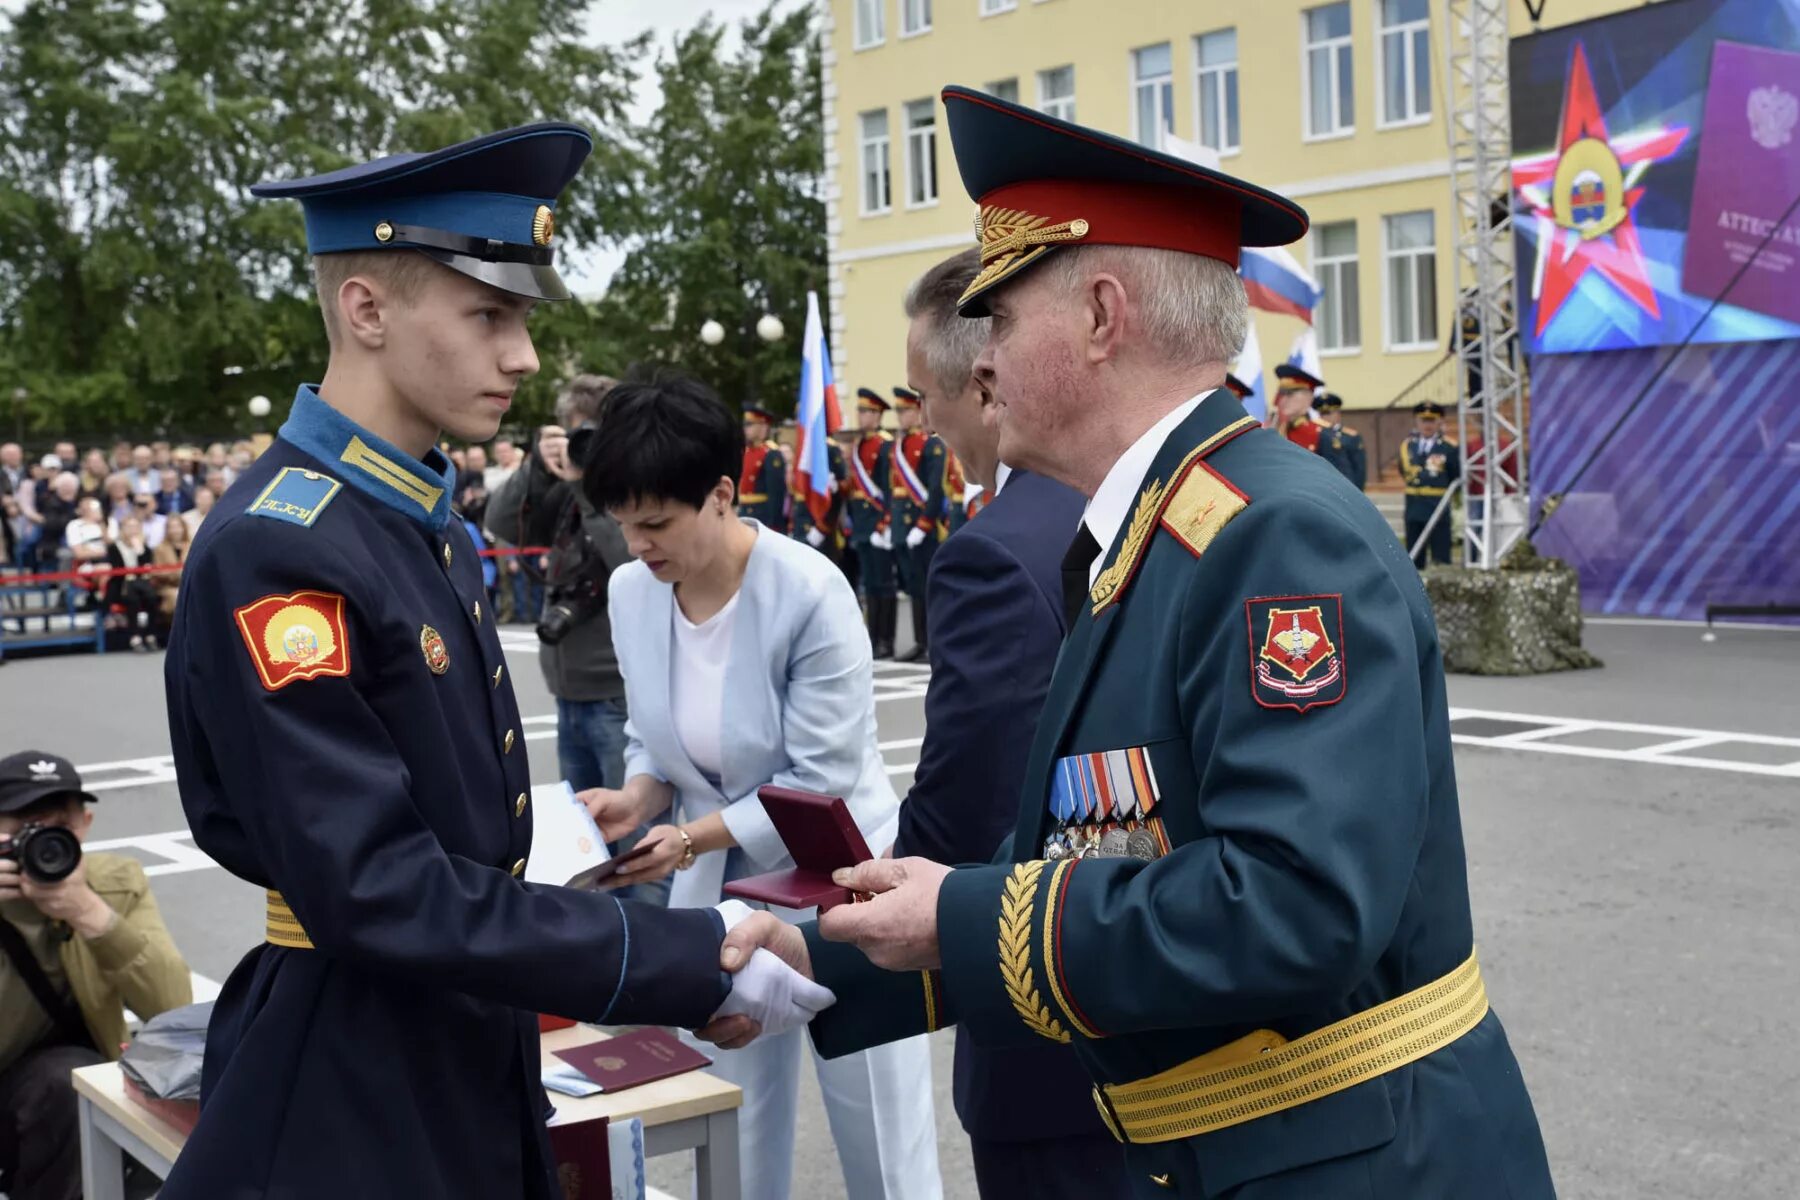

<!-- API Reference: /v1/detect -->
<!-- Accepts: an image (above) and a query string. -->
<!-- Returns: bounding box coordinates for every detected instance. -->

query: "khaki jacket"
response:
[61,853,193,1059]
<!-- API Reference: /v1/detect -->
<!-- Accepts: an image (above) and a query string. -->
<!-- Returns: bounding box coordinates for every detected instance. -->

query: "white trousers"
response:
[684,1024,942,1200]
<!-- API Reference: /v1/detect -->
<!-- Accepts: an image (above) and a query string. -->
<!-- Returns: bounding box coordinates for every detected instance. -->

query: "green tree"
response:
[594,2,826,418]
[0,0,645,440]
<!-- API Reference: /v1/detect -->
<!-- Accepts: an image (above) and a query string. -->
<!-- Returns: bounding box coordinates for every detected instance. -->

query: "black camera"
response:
[0,822,82,884]
[565,420,599,470]
[536,586,602,646]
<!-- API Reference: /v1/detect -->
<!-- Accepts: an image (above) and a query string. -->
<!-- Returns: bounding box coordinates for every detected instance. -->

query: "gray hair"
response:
[1051,245,1247,368]
[903,249,991,396]
[556,373,619,427]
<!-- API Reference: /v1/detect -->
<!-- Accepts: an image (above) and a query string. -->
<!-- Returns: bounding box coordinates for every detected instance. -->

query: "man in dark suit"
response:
[893,248,1129,1198]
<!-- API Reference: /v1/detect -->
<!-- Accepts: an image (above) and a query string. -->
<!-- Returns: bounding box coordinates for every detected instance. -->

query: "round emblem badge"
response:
[420,624,450,675]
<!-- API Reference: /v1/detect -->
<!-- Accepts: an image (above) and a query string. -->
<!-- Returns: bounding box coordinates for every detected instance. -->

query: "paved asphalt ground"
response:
[3,612,1796,1199]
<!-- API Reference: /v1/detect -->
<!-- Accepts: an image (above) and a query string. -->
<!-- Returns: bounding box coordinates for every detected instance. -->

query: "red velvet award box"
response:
[720,786,873,911]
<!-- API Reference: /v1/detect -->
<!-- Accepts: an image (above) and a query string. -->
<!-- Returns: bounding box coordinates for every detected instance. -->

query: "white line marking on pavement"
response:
[1448,707,1800,778]
[84,830,219,876]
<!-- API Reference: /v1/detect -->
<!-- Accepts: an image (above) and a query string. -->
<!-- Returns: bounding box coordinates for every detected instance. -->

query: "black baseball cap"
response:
[0,752,98,814]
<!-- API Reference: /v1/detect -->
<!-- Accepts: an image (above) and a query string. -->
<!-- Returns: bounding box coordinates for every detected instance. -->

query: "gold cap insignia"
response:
[962,206,1091,307]
[532,204,555,247]
[420,624,450,675]
[373,221,395,243]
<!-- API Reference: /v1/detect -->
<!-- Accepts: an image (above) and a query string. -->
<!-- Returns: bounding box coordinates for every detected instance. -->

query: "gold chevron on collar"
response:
[340,435,443,515]
[961,205,1092,307]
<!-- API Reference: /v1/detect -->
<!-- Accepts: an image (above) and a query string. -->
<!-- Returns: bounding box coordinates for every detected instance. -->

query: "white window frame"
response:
[980,0,1017,15]
[903,99,939,209]
[900,0,932,38]
[858,110,893,217]
[1312,221,1362,356]
[1382,211,1439,352]
[1375,0,1432,129]
[853,0,885,51]
[1302,3,1356,142]
[1037,65,1076,123]
[1131,43,1176,149]
[1193,29,1240,157]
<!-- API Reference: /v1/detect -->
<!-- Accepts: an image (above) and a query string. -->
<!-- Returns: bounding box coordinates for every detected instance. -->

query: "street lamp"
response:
[756,314,785,343]
[699,319,726,346]
[247,395,272,419]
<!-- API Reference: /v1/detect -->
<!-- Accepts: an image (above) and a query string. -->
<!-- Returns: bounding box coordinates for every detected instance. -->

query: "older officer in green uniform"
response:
[1400,399,1460,567]
[706,87,1554,1200]
[1312,392,1366,490]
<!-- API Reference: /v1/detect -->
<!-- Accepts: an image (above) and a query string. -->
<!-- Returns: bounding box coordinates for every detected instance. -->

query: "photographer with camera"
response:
[488,375,669,905]
[1,751,191,1200]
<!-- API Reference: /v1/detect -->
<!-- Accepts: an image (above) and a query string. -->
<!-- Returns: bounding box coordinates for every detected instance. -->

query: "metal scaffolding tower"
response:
[1428,0,1530,569]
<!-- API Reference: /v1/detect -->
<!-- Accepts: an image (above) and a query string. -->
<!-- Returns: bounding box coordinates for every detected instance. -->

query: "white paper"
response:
[609,1117,648,1200]
[542,1060,605,1098]
[524,781,611,887]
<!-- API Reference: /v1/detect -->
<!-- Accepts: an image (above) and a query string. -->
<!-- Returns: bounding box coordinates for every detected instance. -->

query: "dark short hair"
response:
[583,368,743,512]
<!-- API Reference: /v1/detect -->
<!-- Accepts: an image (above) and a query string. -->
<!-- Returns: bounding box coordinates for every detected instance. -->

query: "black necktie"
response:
[1061,524,1102,630]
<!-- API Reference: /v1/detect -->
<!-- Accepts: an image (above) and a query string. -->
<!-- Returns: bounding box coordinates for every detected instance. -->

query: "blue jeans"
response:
[510,569,545,626]
[557,698,670,907]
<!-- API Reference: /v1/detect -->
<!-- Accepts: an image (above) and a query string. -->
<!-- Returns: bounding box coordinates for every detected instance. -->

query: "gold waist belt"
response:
[738,493,768,503]
[265,890,314,950]
[1095,951,1487,1144]
[1405,486,1449,497]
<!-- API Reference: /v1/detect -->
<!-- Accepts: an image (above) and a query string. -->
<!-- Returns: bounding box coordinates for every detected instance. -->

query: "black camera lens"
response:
[3,823,83,884]
[566,422,598,468]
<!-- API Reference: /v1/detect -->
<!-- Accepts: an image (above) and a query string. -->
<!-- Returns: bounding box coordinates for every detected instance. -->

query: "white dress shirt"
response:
[1081,392,1210,586]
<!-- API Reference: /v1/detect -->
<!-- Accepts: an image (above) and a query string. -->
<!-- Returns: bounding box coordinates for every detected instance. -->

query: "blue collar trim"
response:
[279,385,457,531]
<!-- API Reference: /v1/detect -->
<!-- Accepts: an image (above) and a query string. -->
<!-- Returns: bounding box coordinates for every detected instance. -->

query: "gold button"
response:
[473,601,482,624]
[493,665,504,688]
[1150,1174,1174,1190]
[504,729,516,753]
[443,543,453,569]
[510,858,526,877]
[514,792,528,818]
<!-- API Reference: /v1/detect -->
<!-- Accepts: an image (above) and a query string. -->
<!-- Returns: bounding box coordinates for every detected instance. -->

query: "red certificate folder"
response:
[720,786,874,911]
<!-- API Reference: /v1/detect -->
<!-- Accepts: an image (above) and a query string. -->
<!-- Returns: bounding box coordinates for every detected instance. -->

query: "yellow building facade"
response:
[822,0,1638,412]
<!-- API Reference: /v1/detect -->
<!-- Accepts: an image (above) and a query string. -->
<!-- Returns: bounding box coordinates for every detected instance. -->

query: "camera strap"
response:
[0,914,94,1051]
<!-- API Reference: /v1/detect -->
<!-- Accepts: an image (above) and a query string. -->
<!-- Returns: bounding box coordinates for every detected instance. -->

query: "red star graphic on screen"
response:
[1512,43,1689,336]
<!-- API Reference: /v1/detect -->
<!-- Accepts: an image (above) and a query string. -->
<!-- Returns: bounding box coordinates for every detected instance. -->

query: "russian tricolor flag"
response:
[1240,245,1322,323]
[794,292,843,528]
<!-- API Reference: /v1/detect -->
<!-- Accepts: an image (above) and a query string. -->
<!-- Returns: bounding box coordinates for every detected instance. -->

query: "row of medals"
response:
[1045,818,1165,863]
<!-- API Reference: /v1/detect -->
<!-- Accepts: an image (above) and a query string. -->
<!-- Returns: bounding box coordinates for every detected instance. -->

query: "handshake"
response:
[697,857,953,1050]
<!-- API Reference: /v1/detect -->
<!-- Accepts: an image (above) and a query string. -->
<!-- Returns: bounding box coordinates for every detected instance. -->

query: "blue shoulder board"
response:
[246,467,344,527]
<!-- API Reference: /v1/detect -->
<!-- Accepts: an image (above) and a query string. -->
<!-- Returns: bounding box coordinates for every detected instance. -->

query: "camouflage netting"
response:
[1423,541,1603,675]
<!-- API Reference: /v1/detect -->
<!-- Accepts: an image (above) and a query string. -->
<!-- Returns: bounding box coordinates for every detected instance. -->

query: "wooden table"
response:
[71,1025,743,1200]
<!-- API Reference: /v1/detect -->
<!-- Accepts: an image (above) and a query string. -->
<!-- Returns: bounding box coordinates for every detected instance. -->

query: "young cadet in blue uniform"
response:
[162,124,811,1200]
[736,402,788,532]
[1400,399,1461,567]
[706,88,1555,1200]
[1312,392,1367,490]
[846,387,898,657]
[888,385,946,662]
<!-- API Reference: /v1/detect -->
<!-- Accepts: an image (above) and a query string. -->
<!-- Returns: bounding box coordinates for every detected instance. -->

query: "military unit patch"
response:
[1246,594,1347,712]
[233,590,352,692]
[245,467,343,527]
[419,624,450,675]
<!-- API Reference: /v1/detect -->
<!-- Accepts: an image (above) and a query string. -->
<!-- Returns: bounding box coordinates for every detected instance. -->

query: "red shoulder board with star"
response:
[1245,595,1346,713]
[233,590,352,692]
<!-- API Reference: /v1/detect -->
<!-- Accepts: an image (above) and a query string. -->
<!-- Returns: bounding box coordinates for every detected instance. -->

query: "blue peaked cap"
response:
[251,123,593,301]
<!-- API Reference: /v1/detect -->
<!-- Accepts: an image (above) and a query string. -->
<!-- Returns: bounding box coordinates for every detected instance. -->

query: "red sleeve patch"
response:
[233,590,352,692]
[1245,594,1346,713]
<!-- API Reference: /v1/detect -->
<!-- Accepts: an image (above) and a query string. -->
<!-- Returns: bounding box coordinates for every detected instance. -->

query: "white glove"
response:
[871,529,893,551]
[806,527,826,548]
[906,526,927,549]
[710,902,836,1037]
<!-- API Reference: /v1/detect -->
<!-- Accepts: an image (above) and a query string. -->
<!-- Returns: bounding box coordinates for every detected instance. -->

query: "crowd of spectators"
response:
[1,433,540,652]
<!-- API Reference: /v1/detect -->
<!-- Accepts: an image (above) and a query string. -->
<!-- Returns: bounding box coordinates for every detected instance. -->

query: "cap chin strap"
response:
[381,223,553,265]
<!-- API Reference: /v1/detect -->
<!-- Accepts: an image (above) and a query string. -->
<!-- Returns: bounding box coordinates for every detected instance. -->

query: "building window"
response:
[1131,43,1176,148]
[1194,29,1240,155]
[1038,65,1076,122]
[1378,0,1431,126]
[859,110,892,215]
[854,0,885,49]
[980,0,1016,14]
[1383,211,1437,349]
[1313,221,1361,353]
[900,0,931,37]
[1304,3,1354,138]
[985,78,1020,104]
[904,99,938,207]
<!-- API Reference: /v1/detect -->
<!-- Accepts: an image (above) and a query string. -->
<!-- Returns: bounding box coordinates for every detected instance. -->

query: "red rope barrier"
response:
[0,546,551,589]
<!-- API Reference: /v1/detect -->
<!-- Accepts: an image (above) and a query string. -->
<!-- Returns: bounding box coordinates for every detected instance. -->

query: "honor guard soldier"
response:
[1222,371,1254,404]
[1313,392,1367,490]
[738,402,788,533]
[942,447,971,534]
[712,86,1554,1200]
[889,385,947,662]
[160,124,796,1200]
[847,388,899,657]
[1269,363,1323,450]
[1400,400,1460,567]
[791,425,850,562]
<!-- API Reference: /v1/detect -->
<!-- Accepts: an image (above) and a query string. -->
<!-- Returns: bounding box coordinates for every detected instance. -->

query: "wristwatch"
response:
[675,826,697,871]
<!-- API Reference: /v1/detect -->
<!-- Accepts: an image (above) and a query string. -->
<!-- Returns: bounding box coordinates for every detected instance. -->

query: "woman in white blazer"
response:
[582,373,941,1200]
